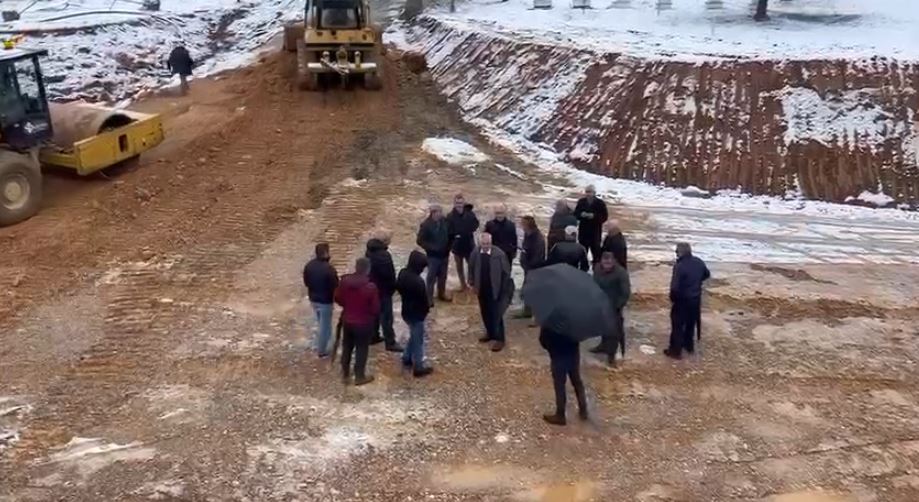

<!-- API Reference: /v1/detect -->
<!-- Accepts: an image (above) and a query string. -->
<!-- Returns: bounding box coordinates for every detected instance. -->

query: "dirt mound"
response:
[405,17,919,207]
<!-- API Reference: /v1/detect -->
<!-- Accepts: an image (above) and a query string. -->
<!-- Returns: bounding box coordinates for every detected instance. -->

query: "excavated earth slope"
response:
[404,17,919,207]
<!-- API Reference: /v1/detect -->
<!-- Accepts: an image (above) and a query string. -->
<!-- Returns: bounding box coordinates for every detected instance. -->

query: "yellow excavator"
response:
[282,0,385,90]
[0,46,164,226]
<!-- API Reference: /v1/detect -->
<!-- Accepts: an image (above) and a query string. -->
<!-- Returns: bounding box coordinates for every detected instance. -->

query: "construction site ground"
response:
[2,49,919,502]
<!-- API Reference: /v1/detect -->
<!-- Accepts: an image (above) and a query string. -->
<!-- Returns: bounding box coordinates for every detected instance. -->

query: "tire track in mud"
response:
[6,56,403,465]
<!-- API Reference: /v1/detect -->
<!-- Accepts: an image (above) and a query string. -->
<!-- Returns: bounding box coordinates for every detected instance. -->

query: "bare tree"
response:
[754,0,769,21]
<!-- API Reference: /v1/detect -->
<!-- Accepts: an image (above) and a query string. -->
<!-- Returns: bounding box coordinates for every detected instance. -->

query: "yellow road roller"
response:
[0,47,164,226]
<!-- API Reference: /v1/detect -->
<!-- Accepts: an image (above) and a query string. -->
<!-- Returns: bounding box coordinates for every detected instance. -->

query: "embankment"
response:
[402,17,919,207]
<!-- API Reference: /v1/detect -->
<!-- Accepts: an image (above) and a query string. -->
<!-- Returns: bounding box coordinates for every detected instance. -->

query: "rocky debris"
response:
[402,51,428,74]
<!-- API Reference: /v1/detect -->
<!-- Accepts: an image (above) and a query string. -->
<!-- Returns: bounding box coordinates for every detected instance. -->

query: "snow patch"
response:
[45,437,157,481]
[853,189,895,207]
[423,137,490,166]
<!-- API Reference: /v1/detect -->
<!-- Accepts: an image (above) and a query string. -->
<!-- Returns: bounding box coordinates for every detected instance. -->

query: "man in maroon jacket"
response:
[335,257,381,385]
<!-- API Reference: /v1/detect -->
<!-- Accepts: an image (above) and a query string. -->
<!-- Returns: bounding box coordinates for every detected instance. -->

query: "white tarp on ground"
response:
[3,0,301,101]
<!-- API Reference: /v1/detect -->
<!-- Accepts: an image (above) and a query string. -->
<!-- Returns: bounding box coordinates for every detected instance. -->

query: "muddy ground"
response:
[2,47,919,502]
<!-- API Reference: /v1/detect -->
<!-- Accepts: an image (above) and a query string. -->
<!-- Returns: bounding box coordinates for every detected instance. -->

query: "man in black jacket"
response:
[396,251,434,377]
[446,193,479,290]
[302,243,338,358]
[574,185,608,265]
[547,226,589,272]
[416,204,451,305]
[484,204,517,269]
[600,220,628,269]
[366,230,403,352]
[539,327,588,425]
[166,44,194,95]
[547,199,577,252]
[665,242,711,360]
[517,215,546,318]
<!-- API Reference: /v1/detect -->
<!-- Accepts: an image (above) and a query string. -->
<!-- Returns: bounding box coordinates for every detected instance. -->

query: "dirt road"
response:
[2,48,919,502]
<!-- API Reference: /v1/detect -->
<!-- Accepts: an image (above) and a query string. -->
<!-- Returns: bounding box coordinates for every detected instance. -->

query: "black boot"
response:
[543,413,566,426]
[413,367,434,378]
[385,343,404,353]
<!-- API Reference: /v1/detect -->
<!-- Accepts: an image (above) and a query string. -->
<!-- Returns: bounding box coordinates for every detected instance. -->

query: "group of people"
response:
[302,186,710,424]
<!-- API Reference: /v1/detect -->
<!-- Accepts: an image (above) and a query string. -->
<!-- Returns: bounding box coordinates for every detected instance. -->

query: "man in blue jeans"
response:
[302,243,339,357]
[396,250,434,377]
[366,229,403,352]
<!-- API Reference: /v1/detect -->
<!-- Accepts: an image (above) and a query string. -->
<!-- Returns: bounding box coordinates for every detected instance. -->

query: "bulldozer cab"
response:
[308,0,366,30]
[0,48,52,150]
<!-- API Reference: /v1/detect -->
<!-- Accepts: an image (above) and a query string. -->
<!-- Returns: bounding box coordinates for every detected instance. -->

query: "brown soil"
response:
[2,48,919,502]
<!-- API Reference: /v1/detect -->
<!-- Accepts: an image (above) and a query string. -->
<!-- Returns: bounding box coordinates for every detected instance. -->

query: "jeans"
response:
[550,350,587,417]
[402,321,426,370]
[425,255,449,303]
[453,253,472,288]
[342,323,372,379]
[668,298,700,355]
[311,302,333,355]
[375,293,397,346]
[478,294,505,342]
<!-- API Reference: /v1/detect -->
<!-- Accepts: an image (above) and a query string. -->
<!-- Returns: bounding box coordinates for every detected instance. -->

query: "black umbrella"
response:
[521,264,614,341]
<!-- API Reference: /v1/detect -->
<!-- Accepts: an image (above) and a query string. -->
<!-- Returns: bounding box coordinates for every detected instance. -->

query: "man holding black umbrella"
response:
[539,326,588,425]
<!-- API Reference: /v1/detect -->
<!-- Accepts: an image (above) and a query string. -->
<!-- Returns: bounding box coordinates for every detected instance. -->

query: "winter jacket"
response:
[484,218,518,262]
[446,204,480,257]
[334,274,380,327]
[670,254,711,302]
[416,217,450,259]
[167,46,194,76]
[548,206,578,249]
[539,328,579,356]
[303,257,339,304]
[470,247,514,312]
[547,240,589,272]
[396,251,430,323]
[594,265,631,311]
[574,197,608,241]
[601,232,628,269]
[520,229,546,271]
[365,238,396,296]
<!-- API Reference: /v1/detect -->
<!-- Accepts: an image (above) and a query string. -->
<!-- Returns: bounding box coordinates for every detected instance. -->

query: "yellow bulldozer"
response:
[282,0,385,90]
[0,47,164,226]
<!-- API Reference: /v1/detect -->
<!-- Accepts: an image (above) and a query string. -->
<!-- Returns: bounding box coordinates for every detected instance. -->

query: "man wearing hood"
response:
[446,193,479,290]
[396,251,434,377]
[335,258,380,385]
[470,233,514,352]
[484,204,518,269]
[302,243,338,358]
[601,220,628,269]
[665,242,710,360]
[366,229,403,352]
[547,199,577,252]
[166,43,194,95]
[417,203,452,305]
[592,251,631,364]
[574,185,608,266]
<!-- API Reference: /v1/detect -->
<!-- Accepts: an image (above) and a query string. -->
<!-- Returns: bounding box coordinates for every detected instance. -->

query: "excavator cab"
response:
[0,48,53,151]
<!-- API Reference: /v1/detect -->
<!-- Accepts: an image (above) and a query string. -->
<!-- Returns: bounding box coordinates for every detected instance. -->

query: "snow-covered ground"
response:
[408,0,919,61]
[4,0,301,101]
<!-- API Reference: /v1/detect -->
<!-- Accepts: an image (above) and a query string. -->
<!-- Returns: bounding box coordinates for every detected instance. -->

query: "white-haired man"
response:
[484,204,517,270]
[470,233,514,352]
[416,203,452,305]
[546,225,589,272]
[574,185,608,266]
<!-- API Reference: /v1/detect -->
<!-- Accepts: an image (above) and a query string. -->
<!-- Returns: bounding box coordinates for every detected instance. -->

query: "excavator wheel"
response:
[0,150,42,227]
[282,23,305,53]
[295,39,320,91]
[363,72,383,90]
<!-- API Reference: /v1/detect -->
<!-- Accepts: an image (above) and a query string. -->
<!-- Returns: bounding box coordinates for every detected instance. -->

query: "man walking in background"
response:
[592,251,631,365]
[601,220,628,269]
[417,203,452,305]
[396,251,434,377]
[574,185,608,266]
[539,326,588,426]
[335,258,380,385]
[166,43,194,96]
[665,242,710,360]
[485,204,518,270]
[470,233,513,352]
[446,193,479,290]
[302,243,338,358]
[365,229,403,352]
[547,226,589,272]
[547,199,577,252]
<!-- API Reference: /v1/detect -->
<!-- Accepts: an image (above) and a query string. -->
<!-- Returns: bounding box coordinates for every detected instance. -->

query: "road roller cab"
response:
[282,0,384,91]
[0,48,164,227]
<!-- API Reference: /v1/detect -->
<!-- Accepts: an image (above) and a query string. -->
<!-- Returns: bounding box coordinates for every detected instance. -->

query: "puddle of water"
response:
[432,464,597,501]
